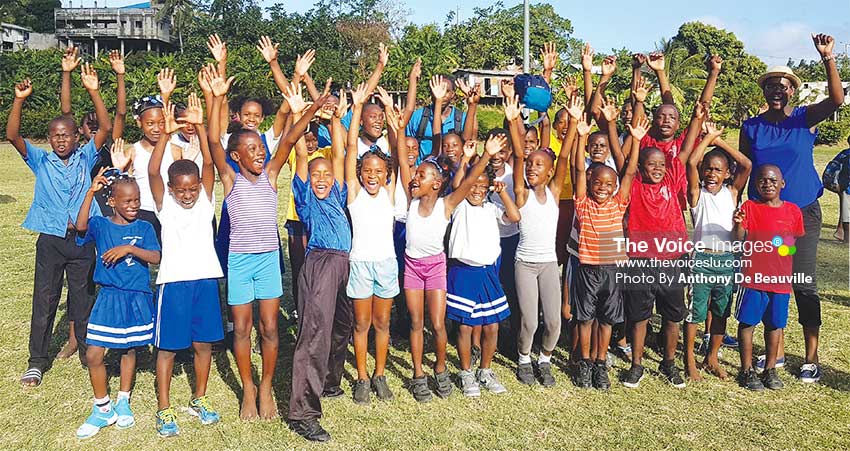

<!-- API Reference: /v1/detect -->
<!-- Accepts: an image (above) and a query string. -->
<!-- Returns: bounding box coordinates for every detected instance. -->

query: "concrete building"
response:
[54,2,175,55]
[0,23,56,52]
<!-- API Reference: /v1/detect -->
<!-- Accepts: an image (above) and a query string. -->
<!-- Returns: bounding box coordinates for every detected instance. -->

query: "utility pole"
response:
[522,0,530,73]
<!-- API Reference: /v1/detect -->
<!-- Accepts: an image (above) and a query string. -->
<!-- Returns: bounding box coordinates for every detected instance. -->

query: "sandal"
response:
[20,368,42,387]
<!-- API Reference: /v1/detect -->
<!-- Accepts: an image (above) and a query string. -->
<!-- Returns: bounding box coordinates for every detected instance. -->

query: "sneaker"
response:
[409,376,432,403]
[722,334,739,348]
[114,397,135,429]
[76,403,117,439]
[592,361,610,390]
[622,364,645,389]
[155,407,180,438]
[371,375,394,401]
[605,351,615,369]
[761,368,784,390]
[659,361,686,388]
[516,362,537,385]
[538,362,556,387]
[697,334,710,356]
[476,368,507,394]
[321,386,345,398]
[352,379,371,405]
[754,355,785,374]
[434,370,454,398]
[575,360,592,388]
[800,363,822,384]
[458,370,480,397]
[289,418,331,442]
[738,368,765,391]
[188,396,220,425]
[470,346,481,369]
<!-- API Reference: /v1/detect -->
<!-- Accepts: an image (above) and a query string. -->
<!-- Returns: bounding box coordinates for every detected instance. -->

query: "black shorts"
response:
[624,258,686,323]
[573,264,624,325]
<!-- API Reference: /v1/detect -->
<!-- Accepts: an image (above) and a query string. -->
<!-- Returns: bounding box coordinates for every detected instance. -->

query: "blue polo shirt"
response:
[317,111,353,148]
[76,216,160,292]
[22,140,101,237]
[405,105,467,164]
[292,175,351,254]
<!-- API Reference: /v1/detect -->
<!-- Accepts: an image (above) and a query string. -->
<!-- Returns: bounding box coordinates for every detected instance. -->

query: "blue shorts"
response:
[155,279,224,350]
[346,258,400,299]
[227,250,283,305]
[735,287,790,330]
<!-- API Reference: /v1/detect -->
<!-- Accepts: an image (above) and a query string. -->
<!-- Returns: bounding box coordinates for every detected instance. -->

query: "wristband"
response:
[823,54,835,62]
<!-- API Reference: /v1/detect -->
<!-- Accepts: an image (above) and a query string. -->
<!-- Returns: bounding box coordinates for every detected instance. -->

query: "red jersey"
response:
[628,156,688,260]
[739,200,805,294]
[640,128,700,161]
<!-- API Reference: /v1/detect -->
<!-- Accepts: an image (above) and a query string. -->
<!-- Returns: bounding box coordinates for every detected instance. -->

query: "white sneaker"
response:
[755,355,785,374]
[477,368,507,394]
[458,370,480,397]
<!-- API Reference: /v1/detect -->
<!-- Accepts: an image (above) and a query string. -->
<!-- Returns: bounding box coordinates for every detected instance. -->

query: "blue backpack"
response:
[514,73,552,112]
[822,147,850,194]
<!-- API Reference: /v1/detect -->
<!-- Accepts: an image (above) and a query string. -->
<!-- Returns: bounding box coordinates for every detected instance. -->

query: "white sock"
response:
[518,353,532,365]
[117,391,131,401]
[94,396,111,413]
[538,354,551,364]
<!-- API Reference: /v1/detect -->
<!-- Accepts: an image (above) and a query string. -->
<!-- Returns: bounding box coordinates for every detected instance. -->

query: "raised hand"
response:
[601,55,617,78]
[207,34,227,62]
[386,105,402,132]
[457,77,473,97]
[812,33,835,58]
[463,139,478,159]
[561,75,577,99]
[733,208,745,224]
[500,79,515,99]
[485,135,506,156]
[601,95,620,122]
[542,41,558,72]
[429,75,448,101]
[183,93,204,125]
[631,53,647,69]
[162,101,184,135]
[14,79,32,99]
[61,46,81,73]
[204,63,234,97]
[351,82,370,106]
[566,93,584,120]
[704,121,723,138]
[626,116,651,140]
[694,100,709,121]
[491,181,506,194]
[581,43,594,72]
[90,167,110,193]
[378,42,389,66]
[282,83,307,114]
[157,68,176,97]
[467,82,482,105]
[256,35,279,63]
[707,54,723,72]
[109,138,131,171]
[632,76,652,103]
[294,49,316,77]
[504,95,522,121]
[108,50,125,75]
[648,51,666,72]
[409,57,422,81]
[376,86,393,107]
[80,63,99,91]
[335,90,349,119]
[197,66,213,94]
[576,114,592,136]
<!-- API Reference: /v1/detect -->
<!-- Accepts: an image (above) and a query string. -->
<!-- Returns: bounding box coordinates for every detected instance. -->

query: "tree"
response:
[155,0,201,53]
[384,24,458,99]
[0,0,60,33]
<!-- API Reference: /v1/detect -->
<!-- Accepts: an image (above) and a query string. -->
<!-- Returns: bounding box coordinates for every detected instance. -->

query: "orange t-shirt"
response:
[574,192,629,265]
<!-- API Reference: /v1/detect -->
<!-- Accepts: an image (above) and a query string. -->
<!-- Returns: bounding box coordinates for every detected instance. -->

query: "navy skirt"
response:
[447,261,510,326]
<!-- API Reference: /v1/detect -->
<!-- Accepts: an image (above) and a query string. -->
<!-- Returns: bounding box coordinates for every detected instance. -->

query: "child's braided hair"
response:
[357,148,393,185]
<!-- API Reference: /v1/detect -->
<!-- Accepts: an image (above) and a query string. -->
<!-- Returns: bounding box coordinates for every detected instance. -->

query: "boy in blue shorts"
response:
[7,69,113,387]
[148,97,224,436]
[733,164,804,391]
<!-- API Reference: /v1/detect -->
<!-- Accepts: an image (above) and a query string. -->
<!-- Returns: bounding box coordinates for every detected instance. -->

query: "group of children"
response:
[8,34,825,443]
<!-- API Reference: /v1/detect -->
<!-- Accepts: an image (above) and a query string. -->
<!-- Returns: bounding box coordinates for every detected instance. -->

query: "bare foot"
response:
[259,385,278,420]
[56,340,78,360]
[240,384,259,421]
[686,365,703,382]
[702,361,729,380]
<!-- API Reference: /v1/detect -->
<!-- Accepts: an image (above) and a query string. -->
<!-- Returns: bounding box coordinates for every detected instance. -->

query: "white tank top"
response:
[691,185,736,252]
[405,198,450,259]
[349,187,395,261]
[393,174,409,222]
[132,142,156,212]
[516,187,559,263]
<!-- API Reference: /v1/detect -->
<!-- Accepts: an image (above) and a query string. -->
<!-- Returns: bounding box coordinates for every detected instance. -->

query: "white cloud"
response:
[746,22,817,66]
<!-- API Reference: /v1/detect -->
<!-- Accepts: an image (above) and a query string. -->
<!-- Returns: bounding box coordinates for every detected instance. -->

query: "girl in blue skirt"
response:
[447,141,521,397]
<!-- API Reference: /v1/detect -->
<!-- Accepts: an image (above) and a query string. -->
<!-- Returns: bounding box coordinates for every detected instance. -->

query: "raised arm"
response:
[364,43,389,98]
[109,50,127,140]
[648,51,673,105]
[257,36,289,94]
[496,182,521,223]
[541,42,557,83]
[76,168,107,234]
[588,55,616,122]
[157,68,176,104]
[184,92,215,200]
[677,101,708,164]
[619,116,649,201]
[699,55,722,105]
[551,94,581,197]
[60,46,80,117]
[429,76,448,155]
[149,103,173,212]
[600,95,625,171]
[445,137,501,211]
[713,134,752,197]
[581,43,594,106]
[806,33,846,127]
[270,82,330,180]
[402,58,422,128]
[346,83,369,199]
[461,81,480,142]
[686,121,723,207]
[207,34,230,136]
[204,65,236,192]
[280,49,317,137]
[6,79,32,157]
[573,118,591,200]
[80,63,112,149]
[451,139,476,190]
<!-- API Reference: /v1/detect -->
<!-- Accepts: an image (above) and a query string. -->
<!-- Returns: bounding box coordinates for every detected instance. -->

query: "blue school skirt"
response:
[86,287,155,349]
[446,261,510,326]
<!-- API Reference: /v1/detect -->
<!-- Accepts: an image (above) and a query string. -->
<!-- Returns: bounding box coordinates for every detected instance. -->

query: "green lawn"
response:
[0,141,849,451]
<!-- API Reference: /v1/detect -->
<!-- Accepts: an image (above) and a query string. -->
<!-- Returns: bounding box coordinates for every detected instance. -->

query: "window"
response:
[135,20,142,29]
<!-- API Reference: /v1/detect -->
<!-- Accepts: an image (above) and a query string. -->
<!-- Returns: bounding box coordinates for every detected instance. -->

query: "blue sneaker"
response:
[722,334,739,348]
[188,396,220,425]
[76,403,117,439]
[754,355,785,374]
[800,363,822,383]
[114,397,135,429]
[155,407,180,437]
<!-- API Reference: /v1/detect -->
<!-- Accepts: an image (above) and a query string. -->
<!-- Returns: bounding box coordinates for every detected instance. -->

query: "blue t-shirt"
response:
[22,140,101,237]
[292,175,351,254]
[405,105,467,164]
[743,106,823,207]
[77,216,160,293]
[317,111,354,148]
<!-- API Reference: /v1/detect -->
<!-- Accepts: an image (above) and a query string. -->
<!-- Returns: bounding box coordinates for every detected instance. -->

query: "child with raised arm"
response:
[684,122,752,381]
[397,129,499,402]
[506,93,575,387]
[73,166,161,439]
[448,134,519,397]
[733,165,804,391]
[7,66,113,388]
[206,66,324,421]
[148,96,224,437]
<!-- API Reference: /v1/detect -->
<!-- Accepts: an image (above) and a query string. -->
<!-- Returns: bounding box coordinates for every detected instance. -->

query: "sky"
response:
[66,0,850,66]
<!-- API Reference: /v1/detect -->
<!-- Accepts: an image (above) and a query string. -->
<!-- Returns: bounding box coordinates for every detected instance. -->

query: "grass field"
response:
[1,140,849,451]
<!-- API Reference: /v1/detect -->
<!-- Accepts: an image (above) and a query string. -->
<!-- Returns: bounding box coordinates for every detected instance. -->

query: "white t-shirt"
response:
[394,170,409,222]
[131,142,158,212]
[491,164,519,237]
[449,200,505,266]
[155,187,223,284]
[357,136,390,158]
[221,128,281,154]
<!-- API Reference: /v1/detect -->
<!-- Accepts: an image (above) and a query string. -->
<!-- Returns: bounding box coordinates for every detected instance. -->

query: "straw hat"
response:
[757,66,802,89]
